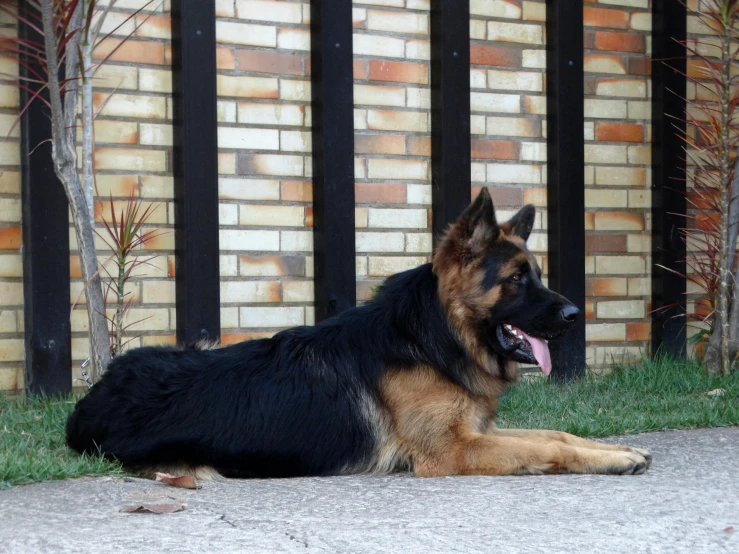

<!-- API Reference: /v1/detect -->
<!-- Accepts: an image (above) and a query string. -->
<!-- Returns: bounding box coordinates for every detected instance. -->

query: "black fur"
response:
[66,264,473,478]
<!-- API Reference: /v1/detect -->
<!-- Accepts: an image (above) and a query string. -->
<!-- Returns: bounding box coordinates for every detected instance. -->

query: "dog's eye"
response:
[511,273,523,282]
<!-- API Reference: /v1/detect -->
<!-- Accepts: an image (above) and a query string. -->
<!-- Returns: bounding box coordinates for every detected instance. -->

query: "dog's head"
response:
[433,188,579,376]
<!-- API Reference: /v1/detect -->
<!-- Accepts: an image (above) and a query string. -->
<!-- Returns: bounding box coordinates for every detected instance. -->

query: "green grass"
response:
[1,356,738,489]
[498,356,739,437]
[0,394,122,490]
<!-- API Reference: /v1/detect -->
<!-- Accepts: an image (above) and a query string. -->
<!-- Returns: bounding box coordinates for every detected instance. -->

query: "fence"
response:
[3,0,687,395]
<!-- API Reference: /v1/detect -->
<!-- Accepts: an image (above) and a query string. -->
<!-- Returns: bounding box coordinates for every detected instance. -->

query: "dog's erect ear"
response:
[455,187,500,248]
[501,204,536,242]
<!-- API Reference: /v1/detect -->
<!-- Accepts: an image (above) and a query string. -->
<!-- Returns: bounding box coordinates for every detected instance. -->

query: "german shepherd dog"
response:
[66,189,651,478]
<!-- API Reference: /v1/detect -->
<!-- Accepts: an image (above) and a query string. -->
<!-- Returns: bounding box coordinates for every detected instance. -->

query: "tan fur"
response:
[378,365,651,477]
[136,465,225,482]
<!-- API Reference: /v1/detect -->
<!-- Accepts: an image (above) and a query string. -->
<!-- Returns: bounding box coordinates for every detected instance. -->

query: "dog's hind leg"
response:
[489,428,652,468]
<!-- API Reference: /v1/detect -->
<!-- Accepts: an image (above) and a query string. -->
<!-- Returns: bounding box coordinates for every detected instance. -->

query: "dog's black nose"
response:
[560,304,580,323]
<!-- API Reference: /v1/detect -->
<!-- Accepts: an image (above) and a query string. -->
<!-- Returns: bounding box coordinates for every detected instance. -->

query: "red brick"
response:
[355,183,407,204]
[0,226,21,250]
[368,60,428,84]
[168,257,175,278]
[354,59,368,80]
[305,207,313,228]
[628,56,651,76]
[594,31,645,53]
[469,44,521,67]
[585,301,595,319]
[354,134,406,155]
[472,186,522,207]
[93,39,166,65]
[281,181,312,202]
[583,7,629,29]
[586,278,626,297]
[470,139,519,160]
[70,257,82,279]
[585,234,627,253]
[236,50,305,75]
[626,322,651,341]
[407,136,431,156]
[687,59,720,80]
[595,122,644,143]
[217,48,235,70]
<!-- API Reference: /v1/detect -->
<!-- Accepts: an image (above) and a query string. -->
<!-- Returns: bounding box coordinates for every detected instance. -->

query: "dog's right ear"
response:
[455,187,500,250]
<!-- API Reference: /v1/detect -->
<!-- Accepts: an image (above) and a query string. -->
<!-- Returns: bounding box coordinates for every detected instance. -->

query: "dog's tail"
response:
[65,394,106,455]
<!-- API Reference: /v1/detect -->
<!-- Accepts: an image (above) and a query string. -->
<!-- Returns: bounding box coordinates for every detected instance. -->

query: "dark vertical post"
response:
[171,0,221,344]
[310,0,356,322]
[546,0,586,380]
[18,0,72,395]
[430,0,471,244]
[651,0,687,357]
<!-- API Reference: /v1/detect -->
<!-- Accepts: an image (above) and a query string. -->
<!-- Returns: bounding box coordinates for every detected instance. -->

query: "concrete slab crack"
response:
[285,532,309,548]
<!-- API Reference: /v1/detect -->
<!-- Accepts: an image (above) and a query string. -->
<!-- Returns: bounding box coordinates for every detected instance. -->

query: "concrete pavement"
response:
[1,427,738,553]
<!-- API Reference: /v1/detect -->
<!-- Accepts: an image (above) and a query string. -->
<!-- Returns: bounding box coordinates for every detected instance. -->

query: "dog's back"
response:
[66,330,383,478]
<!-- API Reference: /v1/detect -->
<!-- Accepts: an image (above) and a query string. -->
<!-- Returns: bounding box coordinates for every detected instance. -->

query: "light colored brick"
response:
[596,256,645,275]
[628,277,651,296]
[627,101,651,120]
[240,307,304,328]
[279,79,311,101]
[367,110,428,132]
[221,281,281,303]
[277,28,310,51]
[628,146,651,165]
[216,21,277,47]
[353,33,406,58]
[406,88,430,109]
[471,0,522,18]
[630,13,651,31]
[488,22,543,45]
[356,232,405,252]
[628,190,651,208]
[367,10,428,35]
[0,339,23,361]
[368,208,427,229]
[486,164,540,184]
[280,131,311,152]
[240,205,304,227]
[486,116,540,137]
[405,233,432,253]
[238,153,304,176]
[367,159,428,180]
[471,93,521,113]
[354,85,406,107]
[218,75,278,98]
[488,70,542,92]
[596,79,647,98]
[95,148,166,171]
[584,55,627,74]
[522,1,545,21]
[136,68,171,94]
[283,281,314,303]
[584,99,627,119]
[95,93,166,119]
[280,230,313,251]
[220,230,280,251]
[140,123,173,146]
[585,145,628,164]
[586,323,627,342]
[218,101,237,123]
[627,234,651,253]
[585,189,628,208]
[220,204,239,225]
[407,184,432,204]
[216,0,235,16]
[219,127,279,150]
[221,256,239,277]
[368,256,427,276]
[405,40,430,60]
[94,65,138,90]
[523,96,546,115]
[522,49,546,68]
[236,0,302,23]
[596,300,645,319]
[595,166,646,186]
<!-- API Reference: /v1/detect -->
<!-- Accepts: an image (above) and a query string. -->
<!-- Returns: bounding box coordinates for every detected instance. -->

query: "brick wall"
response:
[0,0,666,391]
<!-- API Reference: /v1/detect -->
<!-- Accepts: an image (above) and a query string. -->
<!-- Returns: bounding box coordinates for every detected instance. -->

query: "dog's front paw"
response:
[606,451,649,475]
[627,447,652,468]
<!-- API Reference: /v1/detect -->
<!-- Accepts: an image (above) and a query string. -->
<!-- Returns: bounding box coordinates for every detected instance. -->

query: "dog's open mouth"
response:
[496,324,567,376]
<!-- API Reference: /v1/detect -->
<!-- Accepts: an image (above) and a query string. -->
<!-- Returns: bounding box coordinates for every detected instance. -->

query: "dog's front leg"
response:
[488,428,652,468]
[415,434,649,477]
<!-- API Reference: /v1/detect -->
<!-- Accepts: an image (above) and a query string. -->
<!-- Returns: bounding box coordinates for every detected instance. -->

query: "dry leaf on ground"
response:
[155,472,201,489]
[120,503,186,514]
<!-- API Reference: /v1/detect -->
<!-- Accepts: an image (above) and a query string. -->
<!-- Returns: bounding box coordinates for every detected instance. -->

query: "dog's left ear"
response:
[501,204,536,241]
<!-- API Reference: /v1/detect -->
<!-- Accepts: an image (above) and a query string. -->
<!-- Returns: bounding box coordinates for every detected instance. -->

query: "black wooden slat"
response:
[546,1,586,380]
[430,0,471,244]
[310,0,357,322]
[651,0,687,357]
[171,0,221,344]
[18,0,72,395]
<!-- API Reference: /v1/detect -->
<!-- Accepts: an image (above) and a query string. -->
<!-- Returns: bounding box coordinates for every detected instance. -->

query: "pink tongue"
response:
[520,330,552,376]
